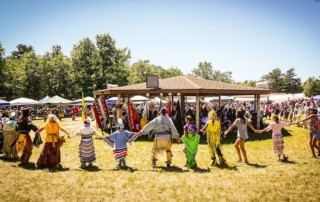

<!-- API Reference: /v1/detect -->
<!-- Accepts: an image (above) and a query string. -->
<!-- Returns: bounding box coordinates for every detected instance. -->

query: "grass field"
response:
[0,117,320,202]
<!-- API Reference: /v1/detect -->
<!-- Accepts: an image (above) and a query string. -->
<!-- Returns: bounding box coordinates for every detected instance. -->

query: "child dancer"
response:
[69,119,104,168]
[102,118,139,168]
[201,110,226,166]
[182,115,200,168]
[224,110,257,164]
[257,115,290,161]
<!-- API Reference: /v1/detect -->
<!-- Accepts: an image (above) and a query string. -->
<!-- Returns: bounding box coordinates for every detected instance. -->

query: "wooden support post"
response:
[218,95,221,110]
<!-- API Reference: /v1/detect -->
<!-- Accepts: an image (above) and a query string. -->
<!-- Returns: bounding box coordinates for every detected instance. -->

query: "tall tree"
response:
[155,66,183,79]
[11,44,34,59]
[261,68,283,93]
[281,68,302,93]
[237,80,257,87]
[191,61,213,80]
[212,70,233,83]
[303,76,320,97]
[128,60,157,84]
[96,34,131,88]
[71,38,99,96]
[41,45,75,99]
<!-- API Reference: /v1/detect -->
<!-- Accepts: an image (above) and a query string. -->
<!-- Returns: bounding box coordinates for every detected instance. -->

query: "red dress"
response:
[71,106,79,117]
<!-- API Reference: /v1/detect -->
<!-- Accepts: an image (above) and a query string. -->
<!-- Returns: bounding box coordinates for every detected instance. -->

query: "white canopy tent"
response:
[0,99,10,106]
[40,95,72,105]
[71,96,95,105]
[39,95,51,103]
[10,97,40,105]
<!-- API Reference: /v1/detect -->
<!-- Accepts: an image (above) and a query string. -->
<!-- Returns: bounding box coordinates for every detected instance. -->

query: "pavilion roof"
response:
[93,75,270,96]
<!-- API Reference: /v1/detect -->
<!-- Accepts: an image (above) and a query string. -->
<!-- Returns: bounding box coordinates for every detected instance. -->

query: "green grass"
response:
[0,117,319,202]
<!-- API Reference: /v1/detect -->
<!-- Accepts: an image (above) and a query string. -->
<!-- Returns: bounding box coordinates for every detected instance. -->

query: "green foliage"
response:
[11,44,34,59]
[190,61,233,82]
[96,34,131,88]
[155,66,183,79]
[71,38,99,97]
[191,61,213,80]
[237,80,257,87]
[128,60,157,84]
[281,68,302,93]
[261,68,284,93]
[303,76,320,97]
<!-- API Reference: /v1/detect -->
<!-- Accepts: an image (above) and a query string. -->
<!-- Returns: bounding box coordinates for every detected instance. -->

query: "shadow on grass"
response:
[80,165,101,172]
[215,163,238,171]
[246,163,268,168]
[109,166,137,173]
[149,165,185,173]
[12,162,37,170]
[0,156,19,162]
[190,166,210,173]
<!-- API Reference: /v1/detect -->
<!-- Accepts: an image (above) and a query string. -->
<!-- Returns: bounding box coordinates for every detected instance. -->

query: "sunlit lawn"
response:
[0,117,320,202]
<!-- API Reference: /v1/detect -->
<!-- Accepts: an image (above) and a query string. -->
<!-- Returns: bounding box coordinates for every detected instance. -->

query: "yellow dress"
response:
[206,120,221,146]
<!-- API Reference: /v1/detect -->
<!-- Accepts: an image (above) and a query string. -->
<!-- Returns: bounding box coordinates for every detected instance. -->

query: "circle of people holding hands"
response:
[0,98,319,171]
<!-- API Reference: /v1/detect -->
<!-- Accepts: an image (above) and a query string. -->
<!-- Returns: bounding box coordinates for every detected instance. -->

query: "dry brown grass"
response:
[1,117,320,202]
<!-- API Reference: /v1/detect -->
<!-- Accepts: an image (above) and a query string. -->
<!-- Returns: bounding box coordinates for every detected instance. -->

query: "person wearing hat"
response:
[201,110,226,166]
[14,106,39,163]
[138,107,181,168]
[35,114,70,168]
[2,115,19,160]
[101,118,139,168]
[69,119,104,168]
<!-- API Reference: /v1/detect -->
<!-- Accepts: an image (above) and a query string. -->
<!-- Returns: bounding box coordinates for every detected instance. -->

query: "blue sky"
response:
[1,0,319,82]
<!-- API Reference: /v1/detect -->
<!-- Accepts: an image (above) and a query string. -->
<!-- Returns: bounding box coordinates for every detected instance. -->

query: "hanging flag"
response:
[128,102,136,131]
[140,101,148,128]
[167,96,172,117]
[92,104,102,129]
[175,99,183,134]
[82,92,87,120]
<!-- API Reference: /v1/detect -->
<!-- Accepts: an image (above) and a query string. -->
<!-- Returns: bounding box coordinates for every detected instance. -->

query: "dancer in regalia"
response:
[182,115,200,168]
[69,119,103,168]
[14,107,39,163]
[102,118,139,168]
[138,108,181,168]
[36,114,70,168]
[201,110,226,166]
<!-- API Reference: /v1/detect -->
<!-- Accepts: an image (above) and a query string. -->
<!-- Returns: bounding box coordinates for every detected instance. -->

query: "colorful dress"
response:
[3,120,19,159]
[309,119,320,138]
[37,123,62,167]
[182,124,200,168]
[103,130,138,160]
[205,120,224,160]
[16,117,38,163]
[264,122,290,155]
[72,126,100,164]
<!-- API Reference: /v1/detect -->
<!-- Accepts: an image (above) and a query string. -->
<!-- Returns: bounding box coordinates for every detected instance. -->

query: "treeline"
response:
[0,33,319,100]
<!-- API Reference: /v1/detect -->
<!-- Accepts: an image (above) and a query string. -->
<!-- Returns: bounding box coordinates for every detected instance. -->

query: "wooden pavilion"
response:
[93,75,270,129]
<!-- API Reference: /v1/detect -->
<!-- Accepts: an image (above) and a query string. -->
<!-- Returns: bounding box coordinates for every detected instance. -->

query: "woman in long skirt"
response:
[257,115,290,161]
[36,114,70,168]
[69,119,103,168]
